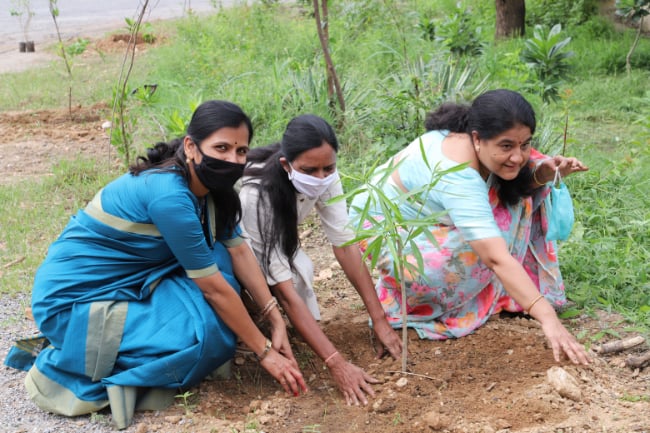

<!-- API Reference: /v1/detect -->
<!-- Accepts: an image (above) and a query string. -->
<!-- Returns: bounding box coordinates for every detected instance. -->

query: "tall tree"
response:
[495,0,526,39]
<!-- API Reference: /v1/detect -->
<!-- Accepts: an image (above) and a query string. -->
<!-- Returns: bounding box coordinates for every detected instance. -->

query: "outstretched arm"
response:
[469,237,590,365]
[332,243,403,360]
[272,278,379,405]
[532,155,588,187]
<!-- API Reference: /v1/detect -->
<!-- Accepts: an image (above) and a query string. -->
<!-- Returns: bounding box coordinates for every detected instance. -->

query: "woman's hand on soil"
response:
[327,356,380,406]
[261,349,308,396]
[268,315,298,368]
[372,319,402,360]
[541,319,591,365]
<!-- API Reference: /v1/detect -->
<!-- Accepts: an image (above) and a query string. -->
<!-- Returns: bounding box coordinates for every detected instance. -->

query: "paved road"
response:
[0,0,220,53]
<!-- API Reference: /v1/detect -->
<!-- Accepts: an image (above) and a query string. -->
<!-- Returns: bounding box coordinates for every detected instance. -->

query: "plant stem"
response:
[386,370,437,380]
[111,0,150,166]
[397,243,408,373]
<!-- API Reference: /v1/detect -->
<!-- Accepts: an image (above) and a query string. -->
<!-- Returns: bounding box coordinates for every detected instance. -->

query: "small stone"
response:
[258,414,273,424]
[422,410,450,430]
[395,377,408,388]
[316,268,333,280]
[248,399,262,413]
[372,398,396,413]
[134,423,148,433]
[164,415,182,423]
[547,366,582,401]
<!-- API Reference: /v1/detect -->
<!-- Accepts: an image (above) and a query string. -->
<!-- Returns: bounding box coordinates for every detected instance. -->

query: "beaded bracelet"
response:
[256,338,273,361]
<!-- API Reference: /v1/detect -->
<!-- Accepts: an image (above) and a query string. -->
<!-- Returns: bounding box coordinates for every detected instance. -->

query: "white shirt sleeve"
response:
[314,173,355,247]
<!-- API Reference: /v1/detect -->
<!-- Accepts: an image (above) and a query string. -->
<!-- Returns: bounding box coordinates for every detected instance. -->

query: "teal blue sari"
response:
[5,171,242,429]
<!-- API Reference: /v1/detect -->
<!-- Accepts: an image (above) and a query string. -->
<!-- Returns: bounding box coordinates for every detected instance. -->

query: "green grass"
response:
[0,159,118,295]
[1,1,649,335]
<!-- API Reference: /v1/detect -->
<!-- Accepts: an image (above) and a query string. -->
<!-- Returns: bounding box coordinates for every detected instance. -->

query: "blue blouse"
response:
[351,130,501,241]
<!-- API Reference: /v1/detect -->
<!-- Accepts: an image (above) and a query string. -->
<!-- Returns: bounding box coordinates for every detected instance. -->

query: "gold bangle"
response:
[256,338,272,361]
[525,294,544,315]
[324,350,340,366]
[533,168,545,187]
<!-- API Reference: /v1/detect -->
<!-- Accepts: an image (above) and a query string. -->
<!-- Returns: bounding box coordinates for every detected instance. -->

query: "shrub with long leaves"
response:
[520,24,574,103]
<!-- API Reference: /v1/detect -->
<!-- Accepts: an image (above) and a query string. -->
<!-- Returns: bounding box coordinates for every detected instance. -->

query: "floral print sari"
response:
[359,151,566,340]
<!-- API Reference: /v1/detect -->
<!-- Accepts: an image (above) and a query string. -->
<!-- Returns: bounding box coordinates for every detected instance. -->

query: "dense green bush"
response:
[520,24,574,103]
[433,5,484,56]
[526,0,599,29]
[571,15,617,40]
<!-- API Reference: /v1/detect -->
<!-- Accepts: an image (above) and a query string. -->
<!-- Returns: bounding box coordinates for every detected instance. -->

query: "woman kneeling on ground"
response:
[349,89,591,365]
[5,100,307,429]
[239,114,402,406]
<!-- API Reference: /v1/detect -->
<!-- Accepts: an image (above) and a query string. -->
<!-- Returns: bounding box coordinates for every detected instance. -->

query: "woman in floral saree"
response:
[350,89,590,365]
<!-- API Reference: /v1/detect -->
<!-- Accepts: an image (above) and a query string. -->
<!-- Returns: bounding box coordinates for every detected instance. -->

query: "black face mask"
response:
[192,144,245,191]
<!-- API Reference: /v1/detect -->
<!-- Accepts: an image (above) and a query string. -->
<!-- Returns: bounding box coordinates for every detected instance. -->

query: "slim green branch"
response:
[110,0,150,166]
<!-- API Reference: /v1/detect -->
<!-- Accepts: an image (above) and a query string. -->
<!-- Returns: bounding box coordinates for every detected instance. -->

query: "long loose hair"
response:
[243,114,338,277]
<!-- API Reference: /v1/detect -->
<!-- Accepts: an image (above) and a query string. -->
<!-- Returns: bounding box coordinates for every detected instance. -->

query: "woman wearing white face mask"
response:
[239,114,402,406]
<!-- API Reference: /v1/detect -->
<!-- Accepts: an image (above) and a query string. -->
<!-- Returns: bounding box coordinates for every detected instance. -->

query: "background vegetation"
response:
[1,0,648,337]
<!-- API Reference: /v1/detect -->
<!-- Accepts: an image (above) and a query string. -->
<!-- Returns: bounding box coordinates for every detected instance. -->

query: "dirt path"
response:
[1,36,649,433]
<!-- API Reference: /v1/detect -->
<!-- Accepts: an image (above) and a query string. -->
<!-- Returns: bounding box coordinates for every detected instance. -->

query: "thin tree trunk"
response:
[495,0,525,40]
[312,0,345,113]
[49,1,73,118]
[626,16,643,76]
[321,0,334,102]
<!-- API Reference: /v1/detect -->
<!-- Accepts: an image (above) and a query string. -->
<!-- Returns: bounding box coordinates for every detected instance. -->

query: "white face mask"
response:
[287,163,337,199]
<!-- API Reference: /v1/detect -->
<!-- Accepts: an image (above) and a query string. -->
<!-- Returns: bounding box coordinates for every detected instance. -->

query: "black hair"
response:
[129,100,253,237]
[243,114,338,277]
[424,89,536,205]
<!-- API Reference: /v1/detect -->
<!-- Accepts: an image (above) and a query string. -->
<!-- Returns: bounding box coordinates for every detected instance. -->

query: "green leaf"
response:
[558,308,582,319]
